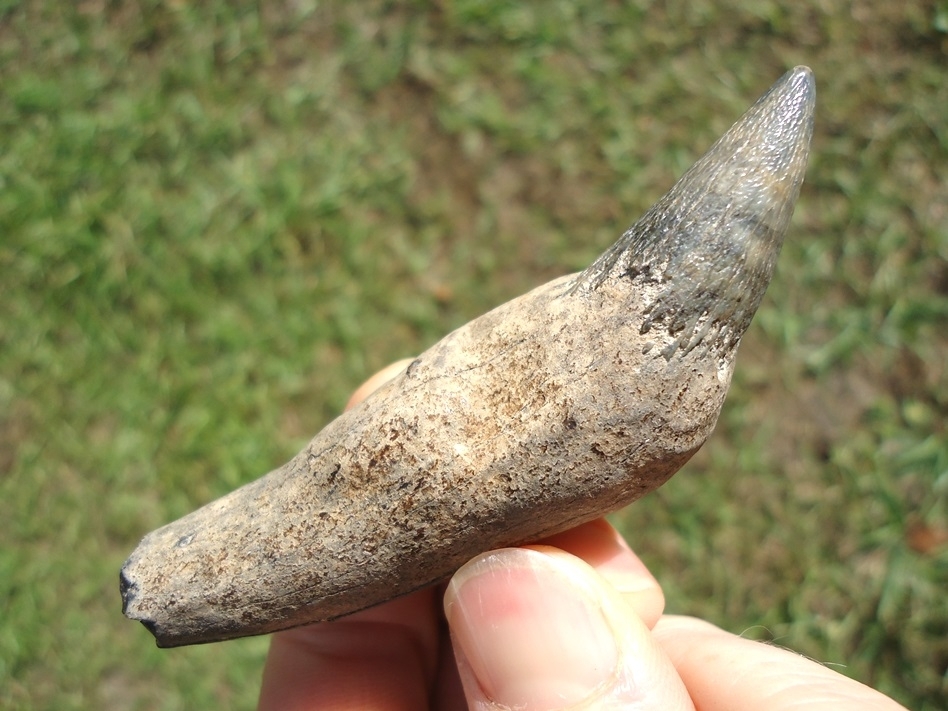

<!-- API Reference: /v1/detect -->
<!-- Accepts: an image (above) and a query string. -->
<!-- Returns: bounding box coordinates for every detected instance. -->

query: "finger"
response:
[534,518,665,628]
[444,547,694,711]
[345,358,416,410]
[258,589,443,711]
[653,616,909,711]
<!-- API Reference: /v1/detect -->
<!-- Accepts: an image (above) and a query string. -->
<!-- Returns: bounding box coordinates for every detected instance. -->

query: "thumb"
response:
[444,546,694,710]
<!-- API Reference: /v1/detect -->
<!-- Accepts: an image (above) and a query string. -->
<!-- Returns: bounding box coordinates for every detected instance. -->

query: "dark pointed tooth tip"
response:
[792,65,815,90]
[779,65,816,107]
[570,67,816,355]
[791,65,814,81]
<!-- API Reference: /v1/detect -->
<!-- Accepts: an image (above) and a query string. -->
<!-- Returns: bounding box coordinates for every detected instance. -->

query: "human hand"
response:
[258,361,907,710]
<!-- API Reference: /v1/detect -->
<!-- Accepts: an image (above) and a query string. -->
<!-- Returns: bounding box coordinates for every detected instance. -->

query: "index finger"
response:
[653,616,908,710]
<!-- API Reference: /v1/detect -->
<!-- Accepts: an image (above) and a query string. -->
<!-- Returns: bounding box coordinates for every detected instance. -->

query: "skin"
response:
[258,364,907,711]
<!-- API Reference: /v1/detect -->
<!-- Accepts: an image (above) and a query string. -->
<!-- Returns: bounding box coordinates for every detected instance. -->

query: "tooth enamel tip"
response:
[573,66,814,358]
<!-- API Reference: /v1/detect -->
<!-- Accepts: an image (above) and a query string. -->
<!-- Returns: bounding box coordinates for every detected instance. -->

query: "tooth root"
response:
[120,68,815,648]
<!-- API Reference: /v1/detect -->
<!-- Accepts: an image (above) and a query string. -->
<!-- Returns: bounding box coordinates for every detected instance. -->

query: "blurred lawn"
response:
[2,1,946,709]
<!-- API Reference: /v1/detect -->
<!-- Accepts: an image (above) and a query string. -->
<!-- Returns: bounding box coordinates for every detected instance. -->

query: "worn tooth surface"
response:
[121,67,815,648]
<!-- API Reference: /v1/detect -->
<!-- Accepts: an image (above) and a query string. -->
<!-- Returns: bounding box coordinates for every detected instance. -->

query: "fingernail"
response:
[445,548,618,710]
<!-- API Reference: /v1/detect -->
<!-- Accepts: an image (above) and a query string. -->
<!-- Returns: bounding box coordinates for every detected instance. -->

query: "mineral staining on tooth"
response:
[120,67,815,648]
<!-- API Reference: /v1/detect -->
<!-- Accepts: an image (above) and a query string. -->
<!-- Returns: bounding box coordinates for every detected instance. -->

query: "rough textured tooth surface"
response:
[121,67,815,648]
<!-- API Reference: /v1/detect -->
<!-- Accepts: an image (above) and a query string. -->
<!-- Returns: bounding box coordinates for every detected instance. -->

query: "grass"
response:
[1,1,946,708]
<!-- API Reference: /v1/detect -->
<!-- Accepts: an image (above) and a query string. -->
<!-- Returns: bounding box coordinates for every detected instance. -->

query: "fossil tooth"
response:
[121,67,815,647]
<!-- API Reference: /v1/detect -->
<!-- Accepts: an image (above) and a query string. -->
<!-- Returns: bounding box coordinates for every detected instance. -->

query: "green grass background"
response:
[2,1,946,708]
